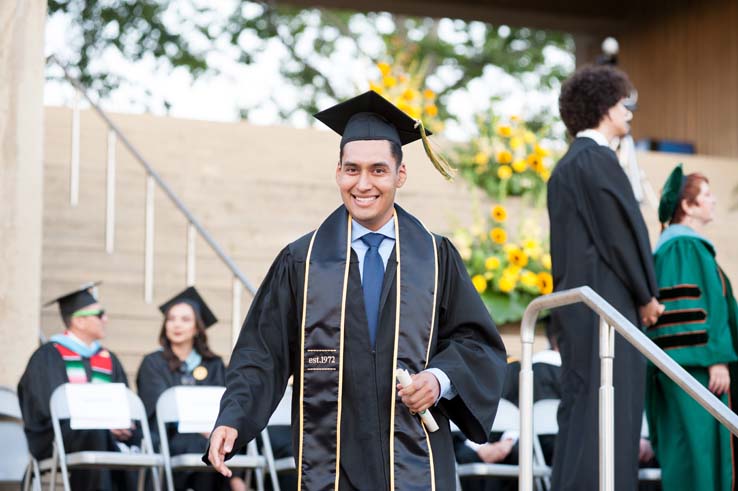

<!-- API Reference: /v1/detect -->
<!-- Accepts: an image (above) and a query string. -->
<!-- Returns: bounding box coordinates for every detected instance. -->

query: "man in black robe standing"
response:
[204,91,507,490]
[547,65,664,490]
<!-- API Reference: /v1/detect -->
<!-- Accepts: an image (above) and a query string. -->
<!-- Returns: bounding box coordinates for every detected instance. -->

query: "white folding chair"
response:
[638,413,661,482]
[532,399,559,490]
[0,386,40,491]
[155,386,278,491]
[264,385,295,476]
[38,383,162,491]
[455,399,550,491]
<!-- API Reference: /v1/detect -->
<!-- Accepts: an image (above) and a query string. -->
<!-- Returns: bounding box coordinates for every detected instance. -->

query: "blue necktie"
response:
[361,233,386,347]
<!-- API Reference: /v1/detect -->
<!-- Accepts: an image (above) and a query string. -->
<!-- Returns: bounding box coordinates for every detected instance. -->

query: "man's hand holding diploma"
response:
[396,369,440,432]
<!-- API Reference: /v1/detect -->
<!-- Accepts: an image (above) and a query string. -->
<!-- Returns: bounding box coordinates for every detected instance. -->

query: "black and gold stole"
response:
[297,204,439,490]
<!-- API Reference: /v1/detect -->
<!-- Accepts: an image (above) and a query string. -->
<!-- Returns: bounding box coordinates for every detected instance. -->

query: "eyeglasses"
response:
[71,308,106,319]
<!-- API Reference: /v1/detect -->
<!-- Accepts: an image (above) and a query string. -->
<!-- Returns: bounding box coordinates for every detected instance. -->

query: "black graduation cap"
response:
[158,286,218,329]
[44,281,102,318]
[313,90,455,180]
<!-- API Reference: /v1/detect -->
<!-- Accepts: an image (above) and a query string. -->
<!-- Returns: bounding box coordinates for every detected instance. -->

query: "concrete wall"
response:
[39,107,738,385]
[0,1,46,388]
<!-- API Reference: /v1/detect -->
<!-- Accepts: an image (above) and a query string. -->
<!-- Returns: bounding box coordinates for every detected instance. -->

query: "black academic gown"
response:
[17,342,139,491]
[547,137,658,491]
[137,351,227,491]
[209,229,507,491]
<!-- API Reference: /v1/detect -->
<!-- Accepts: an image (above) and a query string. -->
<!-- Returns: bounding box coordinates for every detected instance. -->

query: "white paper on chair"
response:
[67,383,131,430]
[175,386,226,433]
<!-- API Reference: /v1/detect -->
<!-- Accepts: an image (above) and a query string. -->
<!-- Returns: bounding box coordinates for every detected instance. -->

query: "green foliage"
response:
[49,0,574,122]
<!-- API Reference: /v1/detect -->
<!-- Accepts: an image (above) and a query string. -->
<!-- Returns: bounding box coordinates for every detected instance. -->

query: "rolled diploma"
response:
[396,368,439,432]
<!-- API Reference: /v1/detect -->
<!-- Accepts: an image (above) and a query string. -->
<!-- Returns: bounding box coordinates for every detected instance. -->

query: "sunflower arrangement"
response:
[368,61,444,134]
[453,203,553,324]
[455,112,556,205]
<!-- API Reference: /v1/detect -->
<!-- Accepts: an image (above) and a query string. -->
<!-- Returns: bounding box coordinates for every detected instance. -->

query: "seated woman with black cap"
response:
[137,286,244,491]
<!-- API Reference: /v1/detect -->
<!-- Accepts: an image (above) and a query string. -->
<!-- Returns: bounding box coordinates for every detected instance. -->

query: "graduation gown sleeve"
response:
[208,246,298,460]
[651,236,738,366]
[577,145,658,306]
[427,237,508,444]
[136,353,173,423]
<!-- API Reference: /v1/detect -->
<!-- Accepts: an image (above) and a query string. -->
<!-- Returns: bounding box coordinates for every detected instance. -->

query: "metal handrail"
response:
[518,286,738,491]
[48,55,256,345]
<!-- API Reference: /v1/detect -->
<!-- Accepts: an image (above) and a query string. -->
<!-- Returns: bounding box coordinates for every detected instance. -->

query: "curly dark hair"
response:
[159,303,217,372]
[559,65,633,136]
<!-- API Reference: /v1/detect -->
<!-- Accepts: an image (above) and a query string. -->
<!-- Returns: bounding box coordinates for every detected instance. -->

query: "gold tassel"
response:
[415,120,455,181]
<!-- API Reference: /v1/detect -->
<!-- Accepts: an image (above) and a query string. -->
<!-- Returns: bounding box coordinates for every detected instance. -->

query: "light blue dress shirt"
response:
[350,217,457,402]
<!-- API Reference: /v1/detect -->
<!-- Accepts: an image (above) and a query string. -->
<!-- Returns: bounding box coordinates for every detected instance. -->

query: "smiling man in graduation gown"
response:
[547,65,664,490]
[17,283,139,491]
[205,91,507,490]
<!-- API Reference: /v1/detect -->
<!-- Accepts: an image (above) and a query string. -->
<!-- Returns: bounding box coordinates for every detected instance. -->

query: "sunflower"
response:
[520,270,539,287]
[510,136,523,150]
[541,253,552,271]
[534,144,551,157]
[424,104,438,117]
[491,205,507,223]
[423,88,436,100]
[496,150,513,165]
[497,125,513,138]
[508,248,529,268]
[369,82,384,94]
[401,89,418,101]
[527,154,544,172]
[537,272,554,294]
[512,159,527,173]
[523,130,536,144]
[474,151,489,166]
[382,75,397,88]
[484,256,501,271]
[498,275,516,293]
[489,228,507,245]
[471,274,488,294]
[497,165,513,180]
[377,62,391,76]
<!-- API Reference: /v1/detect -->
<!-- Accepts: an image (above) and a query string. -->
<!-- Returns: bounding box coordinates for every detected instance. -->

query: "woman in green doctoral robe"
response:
[646,164,738,491]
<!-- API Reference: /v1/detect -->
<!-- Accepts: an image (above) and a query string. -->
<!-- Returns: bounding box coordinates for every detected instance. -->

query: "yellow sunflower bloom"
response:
[474,151,489,166]
[491,205,508,223]
[508,248,529,268]
[534,144,551,157]
[369,81,384,94]
[539,168,551,182]
[527,154,544,172]
[423,88,436,100]
[520,270,539,287]
[485,256,501,271]
[498,275,516,293]
[503,265,521,279]
[497,165,513,180]
[537,272,554,294]
[542,253,552,270]
[496,150,513,165]
[471,274,488,294]
[424,104,439,117]
[489,227,507,245]
[402,89,418,101]
[377,62,391,76]
[497,125,513,138]
[523,130,536,144]
[382,75,397,88]
[510,136,523,150]
[512,159,527,173]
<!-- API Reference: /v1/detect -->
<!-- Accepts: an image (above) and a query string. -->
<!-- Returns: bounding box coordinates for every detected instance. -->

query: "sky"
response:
[43,2,576,142]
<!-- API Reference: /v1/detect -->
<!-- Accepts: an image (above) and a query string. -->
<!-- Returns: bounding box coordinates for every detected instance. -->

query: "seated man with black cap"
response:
[17,282,139,491]
[205,90,507,490]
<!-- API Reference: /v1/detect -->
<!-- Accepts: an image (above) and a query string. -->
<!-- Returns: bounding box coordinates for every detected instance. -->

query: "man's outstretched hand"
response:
[208,425,238,477]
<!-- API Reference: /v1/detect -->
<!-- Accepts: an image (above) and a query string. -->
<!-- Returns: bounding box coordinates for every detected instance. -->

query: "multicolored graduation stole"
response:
[53,343,113,384]
[297,205,439,490]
